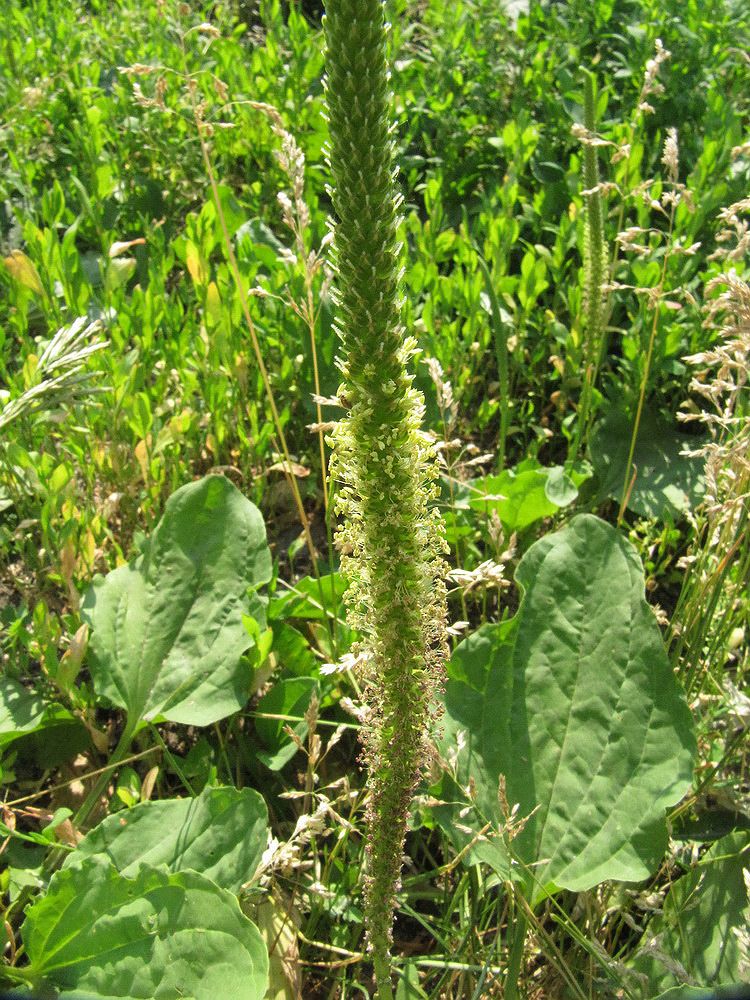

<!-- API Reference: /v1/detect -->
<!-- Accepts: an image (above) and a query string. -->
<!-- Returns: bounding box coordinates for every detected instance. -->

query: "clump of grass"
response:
[322,1,449,995]
[671,196,750,696]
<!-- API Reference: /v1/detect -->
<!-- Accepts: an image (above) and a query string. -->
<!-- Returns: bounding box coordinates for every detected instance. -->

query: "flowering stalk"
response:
[572,70,608,463]
[322,1,448,994]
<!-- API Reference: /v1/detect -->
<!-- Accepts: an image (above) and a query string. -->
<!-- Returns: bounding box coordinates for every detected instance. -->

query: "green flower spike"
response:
[574,69,609,460]
[323,1,449,995]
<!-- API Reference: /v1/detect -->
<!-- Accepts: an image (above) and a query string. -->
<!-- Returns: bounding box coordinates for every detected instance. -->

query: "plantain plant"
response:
[322,1,449,995]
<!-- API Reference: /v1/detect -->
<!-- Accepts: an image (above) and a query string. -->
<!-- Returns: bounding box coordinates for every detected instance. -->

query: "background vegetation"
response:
[1,0,749,996]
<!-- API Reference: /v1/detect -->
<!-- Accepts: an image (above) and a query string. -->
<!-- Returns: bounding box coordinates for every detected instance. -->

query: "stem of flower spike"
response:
[572,69,607,467]
[322,1,448,995]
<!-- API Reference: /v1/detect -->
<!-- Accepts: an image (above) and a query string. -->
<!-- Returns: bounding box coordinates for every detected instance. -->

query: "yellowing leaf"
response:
[22,353,39,388]
[3,250,44,294]
[60,538,79,612]
[186,240,208,285]
[134,437,150,482]
[206,280,222,326]
[80,527,97,573]
[169,409,193,435]
[58,624,88,690]
[234,354,249,391]
[251,898,300,1000]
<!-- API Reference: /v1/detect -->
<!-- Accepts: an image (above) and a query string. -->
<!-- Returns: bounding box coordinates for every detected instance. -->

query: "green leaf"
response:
[106,256,137,292]
[436,515,695,899]
[236,218,287,268]
[591,407,705,519]
[509,515,695,893]
[254,677,317,770]
[41,807,73,838]
[630,832,750,998]
[0,819,74,850]
[4,839,46,901]
[270,621,319,677]
[22,858,268,999]
[395,960,429,999]
[673,804,750,842]
[270,572,347,622]
[0,678,73,751]
[202,185,247,241]
[0,678,47,748]
[82,476,272,728]
[430,621,516,878]
[65,785,269,894]
[544,464,585,506]
[467,460,590,533]
[16,716,90,770]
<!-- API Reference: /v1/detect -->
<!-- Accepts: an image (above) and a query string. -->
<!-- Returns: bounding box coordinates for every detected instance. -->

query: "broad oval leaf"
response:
[630,832,750,998]
[591,406,705,519]
[467,459,591,533]
[436,514,696,898]
[82,475,272,728]
[22,857,269,999]
[65,785,268,894]
[0,677,73,750]
[431,622,516,878]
